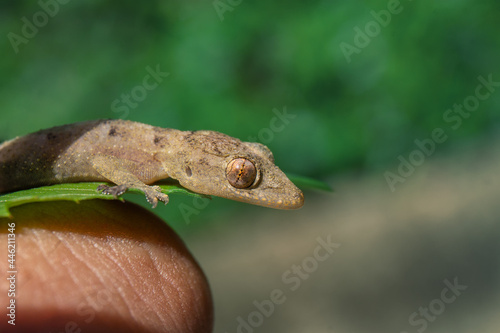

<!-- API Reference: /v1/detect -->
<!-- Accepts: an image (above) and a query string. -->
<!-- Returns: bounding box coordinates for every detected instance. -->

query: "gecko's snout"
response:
[292,190,305,209]
[283,187,304,210]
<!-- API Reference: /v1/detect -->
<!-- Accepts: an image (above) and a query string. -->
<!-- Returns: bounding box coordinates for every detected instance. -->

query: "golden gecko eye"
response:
[226,158,257,189]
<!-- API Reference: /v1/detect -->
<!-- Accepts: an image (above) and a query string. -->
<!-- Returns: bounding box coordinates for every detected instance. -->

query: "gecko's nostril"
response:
[284,189,304,209]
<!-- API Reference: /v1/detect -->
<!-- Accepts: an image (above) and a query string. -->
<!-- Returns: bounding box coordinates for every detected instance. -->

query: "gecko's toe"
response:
[158,193,169,205]
[146,196,159,209]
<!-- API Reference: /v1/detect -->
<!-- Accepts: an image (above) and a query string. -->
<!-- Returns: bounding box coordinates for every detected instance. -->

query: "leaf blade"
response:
[0,182,208,218]
[287,174,333,192]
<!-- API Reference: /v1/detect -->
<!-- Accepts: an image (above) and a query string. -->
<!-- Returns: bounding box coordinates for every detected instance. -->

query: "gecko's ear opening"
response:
[226,158,258,189]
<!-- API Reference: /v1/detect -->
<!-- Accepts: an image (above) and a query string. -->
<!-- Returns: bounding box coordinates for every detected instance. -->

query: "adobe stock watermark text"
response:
[6,222,17,326]
[226,235,340,333]
[385,74,499,192]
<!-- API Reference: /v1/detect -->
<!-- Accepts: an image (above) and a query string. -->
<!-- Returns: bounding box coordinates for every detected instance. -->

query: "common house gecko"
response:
[0,120,304,209]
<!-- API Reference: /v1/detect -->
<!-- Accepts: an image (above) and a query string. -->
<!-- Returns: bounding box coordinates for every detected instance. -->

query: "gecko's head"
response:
[170,131,304,209]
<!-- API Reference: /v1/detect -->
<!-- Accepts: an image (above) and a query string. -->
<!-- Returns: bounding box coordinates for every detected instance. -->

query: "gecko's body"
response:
[0,120,303,209]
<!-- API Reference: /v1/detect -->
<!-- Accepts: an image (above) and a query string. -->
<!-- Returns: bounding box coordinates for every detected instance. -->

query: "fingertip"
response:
[0,200,213,333]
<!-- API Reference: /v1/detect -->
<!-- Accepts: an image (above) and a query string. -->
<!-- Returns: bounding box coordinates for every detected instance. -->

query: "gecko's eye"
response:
[226,158,257,189]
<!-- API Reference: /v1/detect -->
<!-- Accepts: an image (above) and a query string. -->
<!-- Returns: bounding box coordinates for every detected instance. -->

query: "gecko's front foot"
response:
[97,184,169,208]
[144,185,169,208]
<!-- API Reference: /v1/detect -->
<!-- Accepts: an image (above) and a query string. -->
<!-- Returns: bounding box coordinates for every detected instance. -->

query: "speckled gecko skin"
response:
[0,120,304,209]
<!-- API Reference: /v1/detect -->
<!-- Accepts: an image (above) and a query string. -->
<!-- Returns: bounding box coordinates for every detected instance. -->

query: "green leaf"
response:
[287,174,333,192]
[0,182,208,218]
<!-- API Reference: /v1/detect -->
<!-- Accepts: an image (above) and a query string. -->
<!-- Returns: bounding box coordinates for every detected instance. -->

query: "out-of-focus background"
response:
[1,1,500,332]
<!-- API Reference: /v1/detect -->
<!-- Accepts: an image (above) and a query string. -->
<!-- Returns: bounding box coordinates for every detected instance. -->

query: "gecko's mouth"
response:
[228,185,304,210]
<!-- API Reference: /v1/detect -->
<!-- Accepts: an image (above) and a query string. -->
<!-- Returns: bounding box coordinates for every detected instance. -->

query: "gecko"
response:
[0,120,304,209]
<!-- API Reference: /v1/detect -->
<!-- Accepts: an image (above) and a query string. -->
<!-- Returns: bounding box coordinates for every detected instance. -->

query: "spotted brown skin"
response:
[0,120,304,209]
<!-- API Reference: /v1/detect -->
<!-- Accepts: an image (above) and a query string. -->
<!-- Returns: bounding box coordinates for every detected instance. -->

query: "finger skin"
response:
[0,200,213,333]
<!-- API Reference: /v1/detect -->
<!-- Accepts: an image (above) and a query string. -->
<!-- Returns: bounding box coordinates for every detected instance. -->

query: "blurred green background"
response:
[2,0,499,228]
[2,1,499,179]
[1,1,500,332]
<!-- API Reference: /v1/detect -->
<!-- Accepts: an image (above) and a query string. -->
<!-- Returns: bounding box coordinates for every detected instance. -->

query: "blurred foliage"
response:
[1,0,499,229]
